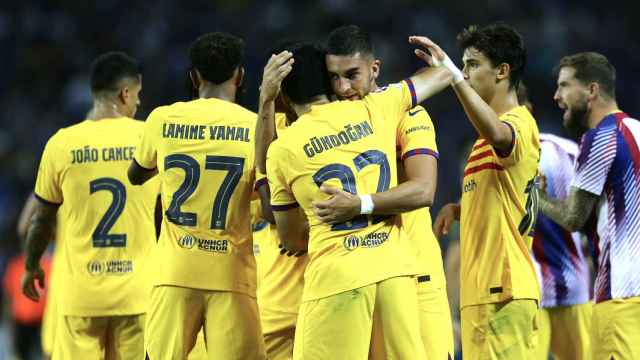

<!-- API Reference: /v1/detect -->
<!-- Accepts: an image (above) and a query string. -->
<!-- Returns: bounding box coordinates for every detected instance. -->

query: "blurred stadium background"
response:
[0,0,637,358]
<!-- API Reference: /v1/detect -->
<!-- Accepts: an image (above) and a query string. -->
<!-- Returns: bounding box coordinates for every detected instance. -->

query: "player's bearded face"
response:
[326,53,378,100]
[555,67,590,135]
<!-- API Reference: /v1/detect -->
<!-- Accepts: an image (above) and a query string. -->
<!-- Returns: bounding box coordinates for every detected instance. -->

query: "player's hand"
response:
[260,51,295,102]
[433,203,461,237]
[312,185,361,224]
[409,36,464,84]
[21,266,45,302]
[278,243,307,257]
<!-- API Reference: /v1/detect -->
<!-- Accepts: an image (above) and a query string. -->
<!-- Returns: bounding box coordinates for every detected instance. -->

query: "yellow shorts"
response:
[41,283,59,356]
[416,277,455,359]
[295,276,425,360]
[592,296,640,360]
[53,314,145,360]
[144,285,266,360]
[261,309,297,360]
[535,302,592,360]
[461,299,538,360]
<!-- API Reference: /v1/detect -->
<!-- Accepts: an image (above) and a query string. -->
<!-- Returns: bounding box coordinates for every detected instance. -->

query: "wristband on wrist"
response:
[359,194,374,215]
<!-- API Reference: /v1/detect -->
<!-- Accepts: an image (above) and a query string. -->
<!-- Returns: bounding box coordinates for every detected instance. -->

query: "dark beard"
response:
[564,102,590,141]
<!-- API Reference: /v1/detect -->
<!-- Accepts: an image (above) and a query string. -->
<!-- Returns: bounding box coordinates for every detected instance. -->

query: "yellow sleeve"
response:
[34,132,64,205]
[266,141,298,210]
[397,105,439,161]
[365,80,417,127]
[134,108,161,170]
[274,113,289,137]
[496,111,531,168]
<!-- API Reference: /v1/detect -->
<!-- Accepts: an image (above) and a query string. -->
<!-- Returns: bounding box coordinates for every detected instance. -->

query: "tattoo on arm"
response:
[539,187,599,232]
[24,201,58,270]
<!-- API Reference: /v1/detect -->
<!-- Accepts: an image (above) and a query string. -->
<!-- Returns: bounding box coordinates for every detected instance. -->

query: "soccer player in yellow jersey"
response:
[259,41,453,359]
[253,112,308,360]
[21,52,159,359]
[310,24,454,359]
[128,32,266,359]
[428,24,541,359]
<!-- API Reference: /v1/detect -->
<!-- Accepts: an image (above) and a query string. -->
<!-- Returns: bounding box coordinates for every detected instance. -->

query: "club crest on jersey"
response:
[178,235,196,249]
[344,235,360,251]
[87,261,105,276]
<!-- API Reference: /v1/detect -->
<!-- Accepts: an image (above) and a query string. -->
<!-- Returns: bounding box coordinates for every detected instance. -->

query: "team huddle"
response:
[19,22,640,360]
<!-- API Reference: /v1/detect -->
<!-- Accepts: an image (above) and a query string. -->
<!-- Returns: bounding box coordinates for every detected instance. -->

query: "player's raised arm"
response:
[255,51,294,174]
[409,36,513,152]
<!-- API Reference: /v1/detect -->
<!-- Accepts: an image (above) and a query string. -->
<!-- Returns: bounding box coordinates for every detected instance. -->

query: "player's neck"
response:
[489,89,519,116]
[88,101,125,120]
[588,99,620,128]
[291,96,330,117]
[199,84,236,103]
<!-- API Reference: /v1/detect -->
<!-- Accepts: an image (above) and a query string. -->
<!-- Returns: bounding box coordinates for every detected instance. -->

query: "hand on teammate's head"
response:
[260,51,294,102]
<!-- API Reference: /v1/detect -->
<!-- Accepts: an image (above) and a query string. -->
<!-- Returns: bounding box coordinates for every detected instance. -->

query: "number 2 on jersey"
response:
[165,154,244,230]
[313,150,391,231]
[89,177,127,247]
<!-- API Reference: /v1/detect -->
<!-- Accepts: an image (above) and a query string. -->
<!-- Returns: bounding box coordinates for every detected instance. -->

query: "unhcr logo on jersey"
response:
[178,235,196,249]
[343,231,390,251]
[87,261,105,276]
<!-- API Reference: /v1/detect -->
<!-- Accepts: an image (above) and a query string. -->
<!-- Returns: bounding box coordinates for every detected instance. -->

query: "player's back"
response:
[138,97,257,294]
[35,118,158,316]
[267,82,419,302]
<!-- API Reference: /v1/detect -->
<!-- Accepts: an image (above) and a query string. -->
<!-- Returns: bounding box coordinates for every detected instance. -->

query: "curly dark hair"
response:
[457,23,526,89]
[281,43,331,105]
[189,32,245,85]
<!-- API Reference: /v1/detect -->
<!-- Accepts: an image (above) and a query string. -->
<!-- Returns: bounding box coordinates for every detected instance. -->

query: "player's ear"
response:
[496,62,510,82]
[235,67,245,88]
[587,82,600,101]
[189,68,202,93]
[371,58,381,81]
[118,86,130,106]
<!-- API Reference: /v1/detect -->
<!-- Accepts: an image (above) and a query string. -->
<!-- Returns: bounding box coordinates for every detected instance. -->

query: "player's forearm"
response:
[409,66,453,106]
[127,160,157,185]
[24,202,58,271]
[255,96,277,174]
[371,179,434,214]
[538,192,583,232]
[451,82,512,150]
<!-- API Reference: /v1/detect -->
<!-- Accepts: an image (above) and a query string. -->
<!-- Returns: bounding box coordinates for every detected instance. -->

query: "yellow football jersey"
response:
[396,106,445,287]
[254,113,307,317]
[267,81,420,302]
[134,97,257,294]
[34,118,159,316]
[459,105,541,307]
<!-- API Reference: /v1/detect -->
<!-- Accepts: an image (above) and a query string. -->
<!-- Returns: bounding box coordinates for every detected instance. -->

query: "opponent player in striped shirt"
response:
[313,24,454,359]
[22,52,159,359]
[128,32,266,359]
[515,84,593,360]
[260,41,453,358]
[431,24,541,359]
[540,52,640,359]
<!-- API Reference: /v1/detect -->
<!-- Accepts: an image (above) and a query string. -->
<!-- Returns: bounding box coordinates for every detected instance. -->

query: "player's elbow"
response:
[127,168,145,186]
[565,215,586,233]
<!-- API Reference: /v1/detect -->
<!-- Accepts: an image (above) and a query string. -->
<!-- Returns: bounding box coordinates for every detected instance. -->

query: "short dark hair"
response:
[281,43,331,105]
[326,25,373,57]
[457,23,526,89]
[557,52,616,99]
[90,51,141,95]
[189,32,244,85]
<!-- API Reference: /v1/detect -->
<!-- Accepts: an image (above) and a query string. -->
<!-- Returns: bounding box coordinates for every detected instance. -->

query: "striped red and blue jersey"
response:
[532,133,591,308]
[572,111,640,303]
